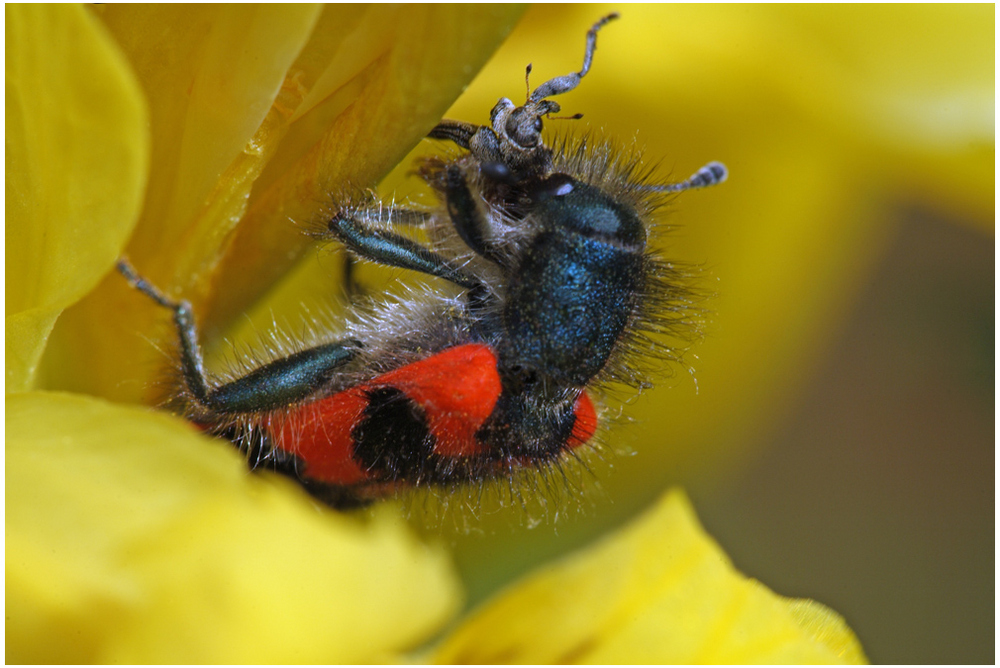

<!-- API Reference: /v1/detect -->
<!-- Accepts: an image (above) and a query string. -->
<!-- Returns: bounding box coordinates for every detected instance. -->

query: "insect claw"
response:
[116,257,178,310]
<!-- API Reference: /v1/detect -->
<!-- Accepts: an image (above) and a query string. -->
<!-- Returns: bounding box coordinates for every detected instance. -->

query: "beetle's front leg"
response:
[337,207,431,300]
[327,208,482,291]
[439,164,506,266]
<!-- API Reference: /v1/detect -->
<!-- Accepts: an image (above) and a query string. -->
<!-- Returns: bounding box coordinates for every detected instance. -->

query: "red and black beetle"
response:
[119,14,726,509]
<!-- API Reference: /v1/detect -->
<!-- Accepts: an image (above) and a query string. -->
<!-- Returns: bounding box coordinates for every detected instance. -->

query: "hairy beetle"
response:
[119,14,726,509]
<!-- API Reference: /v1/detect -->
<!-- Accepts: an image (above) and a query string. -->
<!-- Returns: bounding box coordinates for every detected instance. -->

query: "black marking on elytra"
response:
[352,386,438,480]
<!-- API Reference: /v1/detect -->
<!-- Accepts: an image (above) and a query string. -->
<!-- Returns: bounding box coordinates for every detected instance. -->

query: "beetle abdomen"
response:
[272,343,597,487]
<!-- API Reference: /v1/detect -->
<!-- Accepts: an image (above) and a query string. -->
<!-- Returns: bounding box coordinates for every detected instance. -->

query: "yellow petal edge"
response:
[431,488,867,664]
[5,4,149,392]
[6,391,461,663]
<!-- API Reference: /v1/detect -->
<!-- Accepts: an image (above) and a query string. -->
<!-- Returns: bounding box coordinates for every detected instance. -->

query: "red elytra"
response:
[270,343,598,484]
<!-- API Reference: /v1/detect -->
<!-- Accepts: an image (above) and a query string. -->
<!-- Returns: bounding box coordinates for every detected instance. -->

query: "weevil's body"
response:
[119,14,726,509]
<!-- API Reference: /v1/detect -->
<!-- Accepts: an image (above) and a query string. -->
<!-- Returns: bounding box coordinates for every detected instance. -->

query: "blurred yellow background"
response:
[370,6,991,663]
[212,5,990,662]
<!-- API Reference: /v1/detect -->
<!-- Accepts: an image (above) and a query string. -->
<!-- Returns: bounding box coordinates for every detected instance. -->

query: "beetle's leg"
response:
[204,340,360,413]
[339,208,431,300]
[342,253,363,300]
[117,258,361,414]
[441,164,505,265]
[354,206,432,228]
[117,258,214,406]
[646,161,728,193]
[328,209,483,291]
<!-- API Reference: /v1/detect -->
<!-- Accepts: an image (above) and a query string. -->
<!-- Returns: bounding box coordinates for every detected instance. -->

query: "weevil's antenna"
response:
[524,63,533,102]
[646,161,729,193]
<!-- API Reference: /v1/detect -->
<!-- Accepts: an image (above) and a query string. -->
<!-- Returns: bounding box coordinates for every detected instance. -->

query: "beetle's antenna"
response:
[524,63,533,102]
[645,161,729,193]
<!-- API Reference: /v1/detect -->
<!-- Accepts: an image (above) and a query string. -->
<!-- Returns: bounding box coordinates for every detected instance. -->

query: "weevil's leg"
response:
[645,161,729,193]
[117,258,362,414]
[329,210,483,291]
[528,13,619,102]
[442,164,505,265]
[428,119,478,149]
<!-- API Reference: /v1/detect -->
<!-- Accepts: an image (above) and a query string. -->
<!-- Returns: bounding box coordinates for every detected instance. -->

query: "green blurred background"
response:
[375,5,991,664]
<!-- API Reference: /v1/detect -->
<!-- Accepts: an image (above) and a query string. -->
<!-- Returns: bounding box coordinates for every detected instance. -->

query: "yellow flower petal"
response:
[6,310,60,393]
[431,490,866,664]
[38,5,524,403]
[211,5,527,328]
[7,391,461,663]
[91,4,324,284]
[5,4,148,391]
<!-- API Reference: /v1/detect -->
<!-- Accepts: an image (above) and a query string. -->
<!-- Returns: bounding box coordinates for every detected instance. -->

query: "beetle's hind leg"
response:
[117,258,362,415]
[117,258,216,409]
